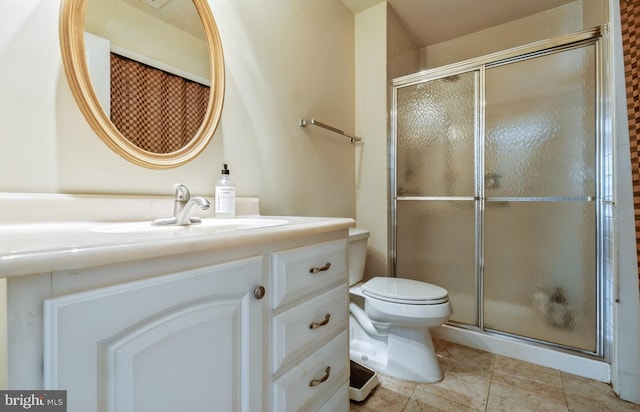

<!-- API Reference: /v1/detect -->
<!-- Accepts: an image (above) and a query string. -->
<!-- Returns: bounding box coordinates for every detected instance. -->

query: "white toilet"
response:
[348,228,452,383]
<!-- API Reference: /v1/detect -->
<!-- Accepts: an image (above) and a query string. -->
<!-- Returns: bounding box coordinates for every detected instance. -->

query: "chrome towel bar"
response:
[299,118,362,143]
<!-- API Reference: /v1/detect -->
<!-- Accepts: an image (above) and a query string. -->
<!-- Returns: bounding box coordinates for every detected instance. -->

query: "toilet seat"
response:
[361,277,449,305]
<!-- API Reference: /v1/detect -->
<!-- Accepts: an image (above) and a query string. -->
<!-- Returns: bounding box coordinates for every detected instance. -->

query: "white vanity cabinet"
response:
[3,213,353,412]
[43,257,265,412]
[270,239,350,412]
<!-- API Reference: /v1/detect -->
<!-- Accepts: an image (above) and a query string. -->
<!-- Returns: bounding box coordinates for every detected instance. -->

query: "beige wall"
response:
[0,0,355,218]
[355,2,388,277]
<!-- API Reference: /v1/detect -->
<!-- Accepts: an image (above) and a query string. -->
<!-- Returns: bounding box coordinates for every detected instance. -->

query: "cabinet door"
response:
[44,257,264,412]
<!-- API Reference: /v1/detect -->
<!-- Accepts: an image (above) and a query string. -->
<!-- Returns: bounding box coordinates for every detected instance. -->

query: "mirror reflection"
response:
[84,0,211,154]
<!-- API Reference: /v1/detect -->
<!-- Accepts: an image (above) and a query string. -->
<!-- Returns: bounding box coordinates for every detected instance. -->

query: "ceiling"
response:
[341,0,577,46]
[123,0,578,48]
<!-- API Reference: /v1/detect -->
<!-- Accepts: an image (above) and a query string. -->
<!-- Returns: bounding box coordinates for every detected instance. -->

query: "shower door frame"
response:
[389,26,611,358]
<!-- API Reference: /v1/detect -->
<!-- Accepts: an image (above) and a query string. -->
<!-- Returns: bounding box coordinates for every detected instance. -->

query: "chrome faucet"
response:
[174,196,211,225]
[152,184,211,226]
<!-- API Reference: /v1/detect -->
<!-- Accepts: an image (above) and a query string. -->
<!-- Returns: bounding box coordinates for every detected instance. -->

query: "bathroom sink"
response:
[93,218,288,235]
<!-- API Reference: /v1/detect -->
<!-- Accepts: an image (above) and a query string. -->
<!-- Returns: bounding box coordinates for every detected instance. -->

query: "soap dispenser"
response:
[215,164,236,218]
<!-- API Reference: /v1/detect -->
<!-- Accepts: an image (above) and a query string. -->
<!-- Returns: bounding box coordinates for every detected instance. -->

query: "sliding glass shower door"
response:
[483,46,597,351]
[395,72,479,326]
[392,35,601,353]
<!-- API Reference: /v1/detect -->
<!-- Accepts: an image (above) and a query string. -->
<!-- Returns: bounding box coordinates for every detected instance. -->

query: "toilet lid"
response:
[361,277,448,304]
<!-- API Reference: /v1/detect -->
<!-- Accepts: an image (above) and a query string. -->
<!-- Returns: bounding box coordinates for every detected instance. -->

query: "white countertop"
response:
[0,216,354,278]
[0,193,354,278]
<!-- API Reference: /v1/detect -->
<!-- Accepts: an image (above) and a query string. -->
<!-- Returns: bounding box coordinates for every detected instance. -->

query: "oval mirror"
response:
[59,0,224,169]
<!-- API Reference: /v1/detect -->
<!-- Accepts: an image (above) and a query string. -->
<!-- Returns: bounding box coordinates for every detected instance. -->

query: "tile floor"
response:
[349,339,640,412]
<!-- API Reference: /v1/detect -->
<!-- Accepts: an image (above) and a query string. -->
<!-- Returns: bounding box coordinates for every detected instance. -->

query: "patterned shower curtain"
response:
[620,0,640,287]
[110,53,210,154]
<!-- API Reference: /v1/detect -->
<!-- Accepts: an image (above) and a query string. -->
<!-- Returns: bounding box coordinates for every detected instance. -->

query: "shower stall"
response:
[390,27,612,360]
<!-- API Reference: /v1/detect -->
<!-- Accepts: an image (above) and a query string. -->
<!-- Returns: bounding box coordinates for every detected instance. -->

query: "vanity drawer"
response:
[271,239,347,309]
[272,284,348,373]
[318,382,349,412]
[272,330,349,412]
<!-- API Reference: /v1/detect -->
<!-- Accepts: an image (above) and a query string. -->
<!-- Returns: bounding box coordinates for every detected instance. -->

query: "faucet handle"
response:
[173,183,191,201]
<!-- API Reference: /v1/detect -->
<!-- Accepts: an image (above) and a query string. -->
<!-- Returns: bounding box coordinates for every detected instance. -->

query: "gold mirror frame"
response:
[59,0,225,169]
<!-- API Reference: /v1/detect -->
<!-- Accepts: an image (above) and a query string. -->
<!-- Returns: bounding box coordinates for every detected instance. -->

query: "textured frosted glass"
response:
[396,200,476,325]
[396,73,476,197]
[483,201,596,351]
[393,43,599,353]
[485,46,596,198]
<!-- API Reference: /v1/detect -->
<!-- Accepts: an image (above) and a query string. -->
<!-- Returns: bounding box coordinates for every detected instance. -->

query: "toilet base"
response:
[349,315,443,383]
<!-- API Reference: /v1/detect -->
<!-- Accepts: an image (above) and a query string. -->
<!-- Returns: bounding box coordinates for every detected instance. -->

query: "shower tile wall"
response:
[420,0,608,70]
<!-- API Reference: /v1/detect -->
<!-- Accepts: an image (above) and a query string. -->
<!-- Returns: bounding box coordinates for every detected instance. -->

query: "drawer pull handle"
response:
[254,285,266,300]
[309,366,331,387]
[309,314,331,329]
[309,262,331,274]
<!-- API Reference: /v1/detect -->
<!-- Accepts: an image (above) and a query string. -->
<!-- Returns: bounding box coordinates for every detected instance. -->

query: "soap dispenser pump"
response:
[215,164,236,218]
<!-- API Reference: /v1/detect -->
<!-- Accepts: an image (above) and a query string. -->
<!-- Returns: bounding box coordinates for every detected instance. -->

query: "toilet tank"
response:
[348,228,370,286]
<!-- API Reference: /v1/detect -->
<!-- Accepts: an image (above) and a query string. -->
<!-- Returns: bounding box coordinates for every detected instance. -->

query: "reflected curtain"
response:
[110,53,210,154]
[620,0,640,287]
